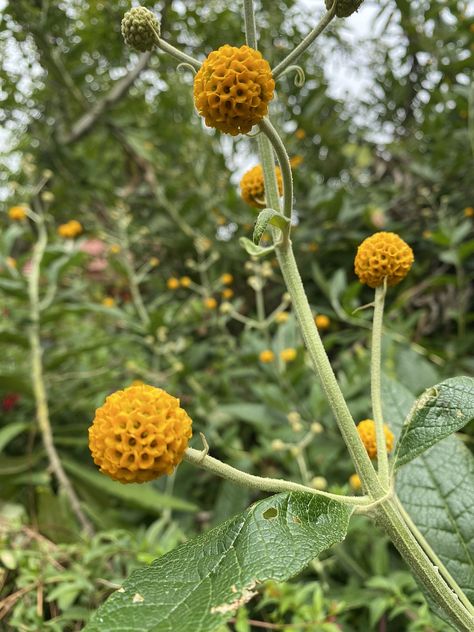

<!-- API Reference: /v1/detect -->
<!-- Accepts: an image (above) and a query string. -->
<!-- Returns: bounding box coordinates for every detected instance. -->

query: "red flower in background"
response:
[2,393,20,412]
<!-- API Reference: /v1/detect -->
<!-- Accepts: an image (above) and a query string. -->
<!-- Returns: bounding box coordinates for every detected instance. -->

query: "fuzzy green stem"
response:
[243,0,258,49]
[184,448,370,506]
[371,283,389,488]
[272,4,336,79]
[259,118,293,218]
[156,37,201,70]
[275,244,382,496]
[28,213,94,537]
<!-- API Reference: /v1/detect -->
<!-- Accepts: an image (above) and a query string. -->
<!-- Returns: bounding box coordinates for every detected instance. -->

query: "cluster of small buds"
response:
[287,411,303,433]
[121,6,160,52]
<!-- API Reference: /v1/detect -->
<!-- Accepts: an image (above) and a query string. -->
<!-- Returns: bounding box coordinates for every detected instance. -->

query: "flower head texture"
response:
[356,419,394,459]
[121,6,160,52]
[354,232,414,288]
[194,45,275,136]
[88,384,192,483]
[240,164,283,209]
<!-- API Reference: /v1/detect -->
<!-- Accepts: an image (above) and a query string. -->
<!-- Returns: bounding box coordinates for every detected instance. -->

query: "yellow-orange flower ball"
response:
[349,473,361,491]
[315,314,330,330]
[204,297,217,310]
[167,277,180,290]
[220,273,234,285]
[240,164,283,209]
[356,419,394,460]
[259,349,274,363]
[354,232,414,288]
[280,348,297,363]
[8,206,27,221]
[193,45,275,136]
[57,220,83,239]
[88,384,192,483]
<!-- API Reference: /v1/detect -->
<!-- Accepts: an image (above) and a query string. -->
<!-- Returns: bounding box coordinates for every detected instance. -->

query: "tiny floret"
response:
[121,6,160,52]
[240,164,283,209]
[356,419,394,459]
[193,45,275,136]
[354,232,414,288]
[88,384,192,483]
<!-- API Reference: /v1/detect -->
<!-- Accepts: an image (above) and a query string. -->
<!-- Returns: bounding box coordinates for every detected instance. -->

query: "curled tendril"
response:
[177,62,197,75]
[245,128,263,138]
[277,64,305,88]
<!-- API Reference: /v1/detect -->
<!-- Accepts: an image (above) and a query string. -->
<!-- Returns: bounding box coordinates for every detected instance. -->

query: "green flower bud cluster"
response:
[121,6,160,52]
[325,0,364,18]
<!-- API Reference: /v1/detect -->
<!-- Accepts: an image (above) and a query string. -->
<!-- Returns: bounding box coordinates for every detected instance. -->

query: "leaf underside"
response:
[85,492,353,632]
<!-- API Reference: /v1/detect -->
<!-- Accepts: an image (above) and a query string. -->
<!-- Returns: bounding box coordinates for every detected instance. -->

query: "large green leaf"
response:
[397,436,474,603]
[85,493,353,632]
[383,378,474,605]
[394,377,474,468]
[62,459,197,514]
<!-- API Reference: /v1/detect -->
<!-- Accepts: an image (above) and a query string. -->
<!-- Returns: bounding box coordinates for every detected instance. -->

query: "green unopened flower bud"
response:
[325,0,364,18]
[121,7,160,52]
[311,476,328,490]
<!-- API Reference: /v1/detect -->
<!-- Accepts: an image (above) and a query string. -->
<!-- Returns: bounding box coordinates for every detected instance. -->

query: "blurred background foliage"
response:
[0,0,473,629]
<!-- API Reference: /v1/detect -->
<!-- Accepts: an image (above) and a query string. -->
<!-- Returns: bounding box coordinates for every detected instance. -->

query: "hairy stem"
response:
[259,118,293,218]
[185,448,370,506]
[28,213,94,537]
[371,283,389,488]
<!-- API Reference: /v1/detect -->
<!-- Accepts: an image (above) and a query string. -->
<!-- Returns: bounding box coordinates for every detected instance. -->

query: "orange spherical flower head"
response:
[240,164,283,209]
[8,205,28,221]
[349,473,362,491]
[354,232,414,288]
[88,384,192,484]
[315,314,330,330]
[356,419,394,460]
[259,349,274,363]
[193,45,275,136]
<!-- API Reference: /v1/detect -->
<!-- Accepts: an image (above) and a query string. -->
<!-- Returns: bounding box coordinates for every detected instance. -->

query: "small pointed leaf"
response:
[239,237,275,258]
[252,208,289,245]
